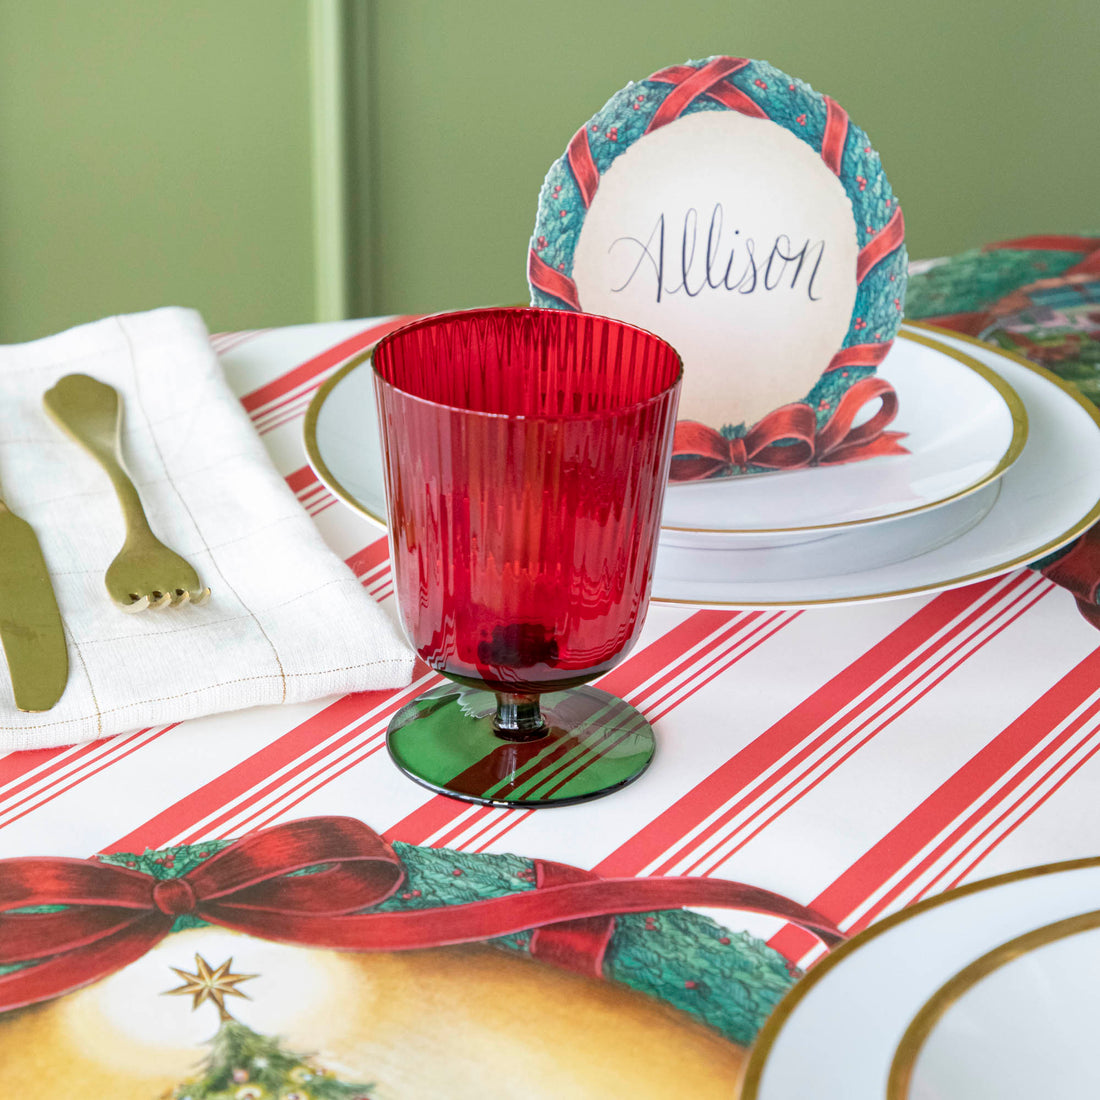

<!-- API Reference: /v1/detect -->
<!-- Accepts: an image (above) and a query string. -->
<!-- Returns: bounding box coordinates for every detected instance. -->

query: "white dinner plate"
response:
[651,327,1100,605]
[663,330,1027,549]
[891,911,1100,1099]
[303,326,1100,610]
[741,858,1100,1100]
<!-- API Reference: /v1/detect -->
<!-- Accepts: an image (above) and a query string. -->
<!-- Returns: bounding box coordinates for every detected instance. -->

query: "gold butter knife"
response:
[0,486,68,711]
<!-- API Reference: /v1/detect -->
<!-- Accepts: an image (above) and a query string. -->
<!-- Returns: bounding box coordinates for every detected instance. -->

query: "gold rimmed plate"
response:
[303,326,1100,610]
[662,327,1028,550]
[651,327,1100,606]
[888,909,1100,1099]
[741,857,1100,1100]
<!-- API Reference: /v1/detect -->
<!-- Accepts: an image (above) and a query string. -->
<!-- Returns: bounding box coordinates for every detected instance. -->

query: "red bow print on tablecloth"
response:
[0,816,843,1013]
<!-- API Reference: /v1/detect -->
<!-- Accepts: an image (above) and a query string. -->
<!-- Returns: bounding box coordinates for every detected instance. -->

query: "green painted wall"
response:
[0,1,315,343]
[363,0,1098,317]
[3,1,1094,341]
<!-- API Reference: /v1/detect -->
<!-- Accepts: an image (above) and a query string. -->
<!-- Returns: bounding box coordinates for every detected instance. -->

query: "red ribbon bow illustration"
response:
[670,376,908,481]
[0,816,842,1012]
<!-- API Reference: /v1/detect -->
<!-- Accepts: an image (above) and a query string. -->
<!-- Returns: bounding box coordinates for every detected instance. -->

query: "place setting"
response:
[3,45,1100,1100]
[304,52,1100,617]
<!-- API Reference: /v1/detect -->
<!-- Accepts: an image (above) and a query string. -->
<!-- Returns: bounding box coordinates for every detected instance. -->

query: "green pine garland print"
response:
[168,1018,372,1100]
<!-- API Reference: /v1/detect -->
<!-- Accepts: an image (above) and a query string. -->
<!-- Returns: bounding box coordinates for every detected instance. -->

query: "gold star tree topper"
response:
[164,954,258,1021]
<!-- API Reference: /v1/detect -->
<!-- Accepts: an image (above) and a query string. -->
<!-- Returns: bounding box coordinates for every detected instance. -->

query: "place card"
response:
[529,56,909,480]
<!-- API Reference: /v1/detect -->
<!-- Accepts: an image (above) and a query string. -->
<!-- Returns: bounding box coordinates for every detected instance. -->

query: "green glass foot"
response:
[386,683,656,808]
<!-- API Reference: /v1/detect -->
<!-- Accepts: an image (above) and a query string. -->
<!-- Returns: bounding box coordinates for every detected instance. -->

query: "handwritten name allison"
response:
[609,204,827,302]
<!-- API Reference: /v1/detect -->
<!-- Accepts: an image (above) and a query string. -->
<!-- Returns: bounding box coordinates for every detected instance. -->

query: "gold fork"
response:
[43,374,211,612]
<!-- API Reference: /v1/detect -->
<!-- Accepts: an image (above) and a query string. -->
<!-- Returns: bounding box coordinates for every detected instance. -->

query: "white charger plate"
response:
[652,327,1100,605]
[663,328,1027,549]
[890,911,1100,1099]
[741,858,1100,1100]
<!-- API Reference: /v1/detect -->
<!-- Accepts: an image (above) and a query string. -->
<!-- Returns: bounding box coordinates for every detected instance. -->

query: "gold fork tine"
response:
[42,374,211,611]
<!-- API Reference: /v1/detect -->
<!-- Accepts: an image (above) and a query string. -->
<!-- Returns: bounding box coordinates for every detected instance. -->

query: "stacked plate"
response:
[304,324,1100,609]
[741,858,1100,1099]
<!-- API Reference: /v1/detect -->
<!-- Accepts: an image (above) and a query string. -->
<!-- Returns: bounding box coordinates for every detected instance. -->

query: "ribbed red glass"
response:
[372,308,682,694]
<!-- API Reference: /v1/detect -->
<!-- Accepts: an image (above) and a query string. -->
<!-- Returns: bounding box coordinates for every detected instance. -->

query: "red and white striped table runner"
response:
[3,317,1098,977]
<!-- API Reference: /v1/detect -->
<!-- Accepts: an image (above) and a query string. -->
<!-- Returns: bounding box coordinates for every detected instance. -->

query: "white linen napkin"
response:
[0,308,415,751]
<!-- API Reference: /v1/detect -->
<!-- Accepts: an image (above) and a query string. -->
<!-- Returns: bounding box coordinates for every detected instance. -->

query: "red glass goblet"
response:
[372,307,682,807]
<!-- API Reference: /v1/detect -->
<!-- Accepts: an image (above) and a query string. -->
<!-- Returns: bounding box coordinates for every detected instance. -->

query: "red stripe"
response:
[626,613,765,712]
[983,235,1100,253]
[644,613,796,724]
[0,729,175,831]
[239,317,416,414]
[345,535,390,579]
[431,806,501,851]
[566,127,599,208]
[938,721,1100,891]
[820,97,848,175]
[0,744,85,791]
[527,249,581,311]
[673,576,1050,879]
[250,383,320,429]
[174,671,441,848]
[646,56,751,134]
[413,616,797,859]
[384,610,741,846]
[258,402,319,437]
[591,609,737,699]
[0,539,388,826]
[856,206,906,284]
[102,690,419,854]
[285,466,319,494]
[825,342,893,372]
[457,613,802,858]
[592,579,1008,877]
[862,661,1100,916]
[768,638,1100,962]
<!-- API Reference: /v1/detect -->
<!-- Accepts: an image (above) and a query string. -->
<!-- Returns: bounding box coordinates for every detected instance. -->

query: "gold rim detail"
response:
[739,856,1100,1099]
[301,346,387,528]
[887,907,1100,1099]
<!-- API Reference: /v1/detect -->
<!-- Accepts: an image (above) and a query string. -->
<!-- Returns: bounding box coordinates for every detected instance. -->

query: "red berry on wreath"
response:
[796,113,806,125]
[754,78,767,89]
[607,126,618,141]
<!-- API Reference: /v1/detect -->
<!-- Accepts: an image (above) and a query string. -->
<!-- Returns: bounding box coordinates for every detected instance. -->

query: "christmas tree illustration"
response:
[162,953,374,1100]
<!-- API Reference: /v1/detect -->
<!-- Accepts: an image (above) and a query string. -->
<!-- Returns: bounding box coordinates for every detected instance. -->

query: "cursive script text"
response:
[609,204,827,303]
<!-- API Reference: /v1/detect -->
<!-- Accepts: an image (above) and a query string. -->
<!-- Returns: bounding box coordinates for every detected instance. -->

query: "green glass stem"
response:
[493,692,549,742]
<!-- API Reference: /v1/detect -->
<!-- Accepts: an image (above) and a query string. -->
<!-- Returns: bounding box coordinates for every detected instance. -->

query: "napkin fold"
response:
[0,308,415,751]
